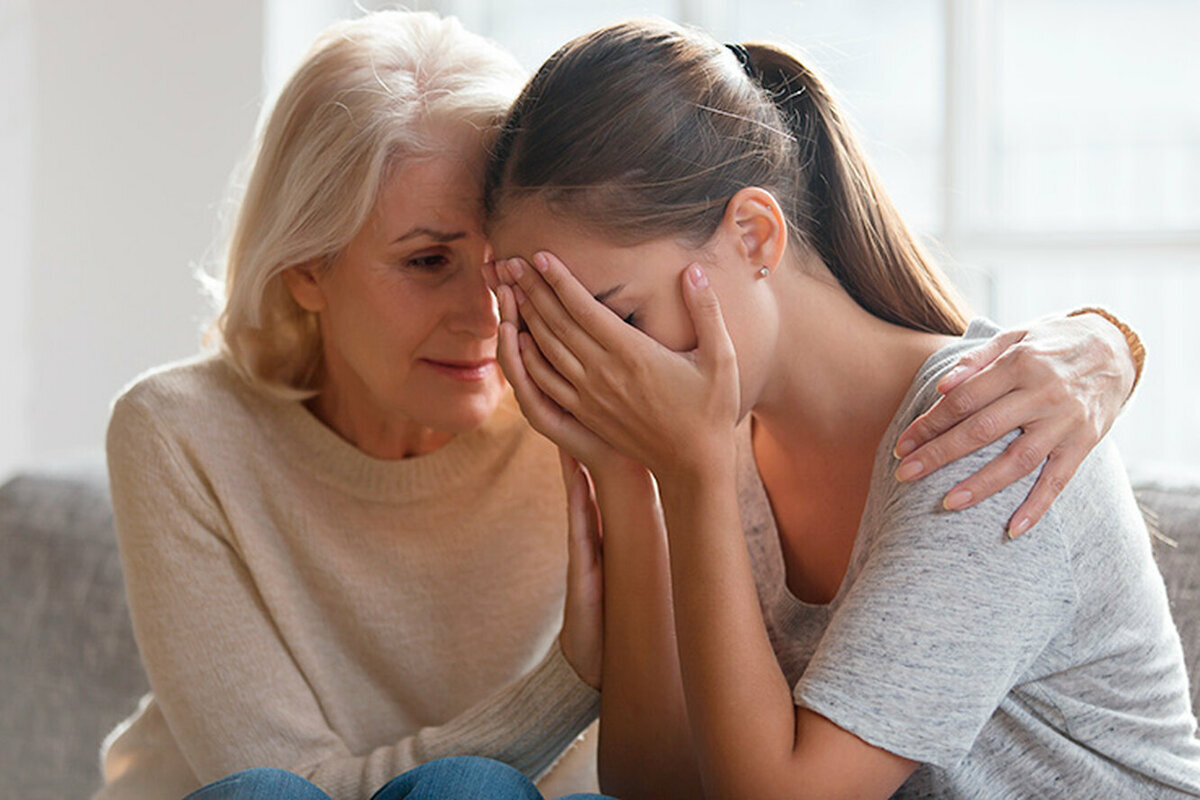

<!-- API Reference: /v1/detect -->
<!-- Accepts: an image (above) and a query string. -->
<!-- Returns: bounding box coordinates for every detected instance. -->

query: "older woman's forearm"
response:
[591,466,705,800]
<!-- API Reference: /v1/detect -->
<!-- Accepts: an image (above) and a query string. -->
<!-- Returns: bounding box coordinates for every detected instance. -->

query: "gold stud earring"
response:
[758,266,770,278]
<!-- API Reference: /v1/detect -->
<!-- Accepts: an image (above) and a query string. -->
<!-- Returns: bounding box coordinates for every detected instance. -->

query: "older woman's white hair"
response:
[210,10,526,398]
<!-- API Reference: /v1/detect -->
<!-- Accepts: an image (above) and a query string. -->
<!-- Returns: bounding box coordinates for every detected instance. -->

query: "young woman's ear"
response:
[724,187,788,278]
[281,263,327,313]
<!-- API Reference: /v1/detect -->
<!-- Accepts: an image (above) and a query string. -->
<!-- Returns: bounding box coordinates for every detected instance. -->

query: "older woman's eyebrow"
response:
[393,227,467,244]
[594,284,625,304]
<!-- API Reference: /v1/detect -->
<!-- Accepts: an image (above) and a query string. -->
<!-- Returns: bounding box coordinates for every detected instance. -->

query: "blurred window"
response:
[993,0,1200,233]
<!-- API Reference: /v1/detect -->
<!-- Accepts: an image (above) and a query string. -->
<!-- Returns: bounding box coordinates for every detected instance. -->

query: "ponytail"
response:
[742,43,966,335]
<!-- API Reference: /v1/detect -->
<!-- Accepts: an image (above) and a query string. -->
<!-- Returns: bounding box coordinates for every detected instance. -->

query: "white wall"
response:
[264,0,355,100]
[19,0,264,475]
[0,0,33,482]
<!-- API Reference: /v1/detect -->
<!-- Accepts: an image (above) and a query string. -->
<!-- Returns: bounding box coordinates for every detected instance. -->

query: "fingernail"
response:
[942,366,965,386]
[937,370,962,394]
[508,258,525,279]
[893,438,916,459]
[1008,516,1031,539]
[894,460,923,482]
[943,489,973,510]
[532,253,549,273]
[688,264,708,289]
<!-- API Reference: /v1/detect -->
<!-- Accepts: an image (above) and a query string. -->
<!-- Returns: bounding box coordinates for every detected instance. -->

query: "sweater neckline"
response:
[248,371,528,504]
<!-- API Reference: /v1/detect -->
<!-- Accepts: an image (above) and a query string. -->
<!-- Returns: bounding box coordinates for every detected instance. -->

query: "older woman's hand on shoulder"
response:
[894,310,1141,537]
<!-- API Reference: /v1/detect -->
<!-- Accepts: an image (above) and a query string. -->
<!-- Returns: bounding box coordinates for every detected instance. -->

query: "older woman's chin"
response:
[414,374,510,434]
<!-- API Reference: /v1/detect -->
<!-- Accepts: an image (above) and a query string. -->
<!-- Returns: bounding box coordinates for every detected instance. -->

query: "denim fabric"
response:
[184,757,618,800]
[371,756,617,800]
[182,767,330,799]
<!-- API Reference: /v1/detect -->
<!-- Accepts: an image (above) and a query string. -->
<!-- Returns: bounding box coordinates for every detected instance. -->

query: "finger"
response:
[936,329,1027,394]
[499,320,566,426]
[498,319,541,407]
[497,258,525,291]
[565,462,602,568]
[679,264,735,372]
[509,256,608,361]
[931,426,1057,513]
[1005,445,1086,538]
[517,289,588,383]
[932,422,1068,511]
[895,390,1031,482]
[500,321,601,463]
[520,330,581,413]
[579,465,603,548]
[497,284,520,328]
[558,447,579,486]
[895,357,1023,459]
[524,251,633,351]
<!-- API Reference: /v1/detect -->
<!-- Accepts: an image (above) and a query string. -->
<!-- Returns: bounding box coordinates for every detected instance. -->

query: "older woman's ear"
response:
[281,263,327,313]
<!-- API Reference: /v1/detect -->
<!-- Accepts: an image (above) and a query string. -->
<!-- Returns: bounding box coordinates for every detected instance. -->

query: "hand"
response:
[496,253,739,480]
[494,271,625,472]
[893,313,1135,537]
[558,448,604,690]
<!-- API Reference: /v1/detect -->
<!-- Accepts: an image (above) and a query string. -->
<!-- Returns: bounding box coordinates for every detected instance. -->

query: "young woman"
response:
[486,19,1200,800]
[100,10,1144,800]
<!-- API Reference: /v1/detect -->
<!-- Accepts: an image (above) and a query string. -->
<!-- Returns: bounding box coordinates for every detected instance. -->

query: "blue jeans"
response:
[182,756,618,800]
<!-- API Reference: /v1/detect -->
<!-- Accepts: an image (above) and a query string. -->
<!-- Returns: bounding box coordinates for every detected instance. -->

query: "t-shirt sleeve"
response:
[106,385,598,798]
[792,430,1078,770]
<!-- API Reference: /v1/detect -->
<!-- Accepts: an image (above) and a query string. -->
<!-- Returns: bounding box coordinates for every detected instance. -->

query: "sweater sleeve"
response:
[106,389,599,799]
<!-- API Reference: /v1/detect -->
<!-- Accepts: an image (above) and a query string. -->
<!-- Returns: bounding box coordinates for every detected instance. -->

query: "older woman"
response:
[96,10,1141,800]
[99,13,597,800]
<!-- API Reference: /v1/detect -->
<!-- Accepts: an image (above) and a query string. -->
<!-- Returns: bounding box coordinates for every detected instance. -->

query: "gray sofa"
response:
[1,460,1198,799]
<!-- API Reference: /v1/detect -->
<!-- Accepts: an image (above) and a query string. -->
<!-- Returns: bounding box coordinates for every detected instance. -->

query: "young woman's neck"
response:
[751,257,952,466]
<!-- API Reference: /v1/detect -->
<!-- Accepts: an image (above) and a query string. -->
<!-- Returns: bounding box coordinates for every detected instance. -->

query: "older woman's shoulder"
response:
[107,352,268,444]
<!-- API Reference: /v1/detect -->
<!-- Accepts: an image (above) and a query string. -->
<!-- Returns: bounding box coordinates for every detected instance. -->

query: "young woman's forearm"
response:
[591,465,705,800]
[656,458,800,800]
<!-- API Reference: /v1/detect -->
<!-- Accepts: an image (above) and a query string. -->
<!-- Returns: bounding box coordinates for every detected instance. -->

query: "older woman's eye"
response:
[407,254,450,271]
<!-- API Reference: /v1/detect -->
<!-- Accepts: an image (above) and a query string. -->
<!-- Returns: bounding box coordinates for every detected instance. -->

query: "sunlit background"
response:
[1,0,1197,483]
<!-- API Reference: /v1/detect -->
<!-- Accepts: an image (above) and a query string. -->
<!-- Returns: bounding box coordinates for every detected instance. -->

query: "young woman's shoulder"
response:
[882,318,1136,553]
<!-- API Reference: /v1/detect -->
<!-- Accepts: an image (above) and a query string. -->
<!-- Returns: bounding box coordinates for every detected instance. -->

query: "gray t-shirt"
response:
[738,319,1200,798]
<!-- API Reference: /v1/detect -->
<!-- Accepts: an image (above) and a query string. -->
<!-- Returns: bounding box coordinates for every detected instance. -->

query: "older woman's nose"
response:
[449,263,500,338]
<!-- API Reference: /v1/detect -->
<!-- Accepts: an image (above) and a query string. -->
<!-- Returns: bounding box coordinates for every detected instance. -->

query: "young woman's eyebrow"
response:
[594,284,625,304]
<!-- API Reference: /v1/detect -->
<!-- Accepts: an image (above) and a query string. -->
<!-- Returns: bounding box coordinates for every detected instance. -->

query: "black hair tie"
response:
[725,42,755,79]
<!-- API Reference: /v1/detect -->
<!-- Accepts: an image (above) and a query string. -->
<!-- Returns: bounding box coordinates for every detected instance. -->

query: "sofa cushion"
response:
[1135,474,1200,719]
[0,461,149,799]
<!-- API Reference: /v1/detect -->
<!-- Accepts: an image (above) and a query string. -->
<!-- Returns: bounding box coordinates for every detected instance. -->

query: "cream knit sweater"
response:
[96,355,600,799]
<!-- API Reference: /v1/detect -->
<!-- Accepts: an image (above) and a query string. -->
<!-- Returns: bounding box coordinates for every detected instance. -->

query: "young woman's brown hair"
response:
[485,18,967,336]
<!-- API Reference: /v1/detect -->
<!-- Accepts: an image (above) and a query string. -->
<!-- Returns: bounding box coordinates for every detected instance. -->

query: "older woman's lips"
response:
[420,358,497,382]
